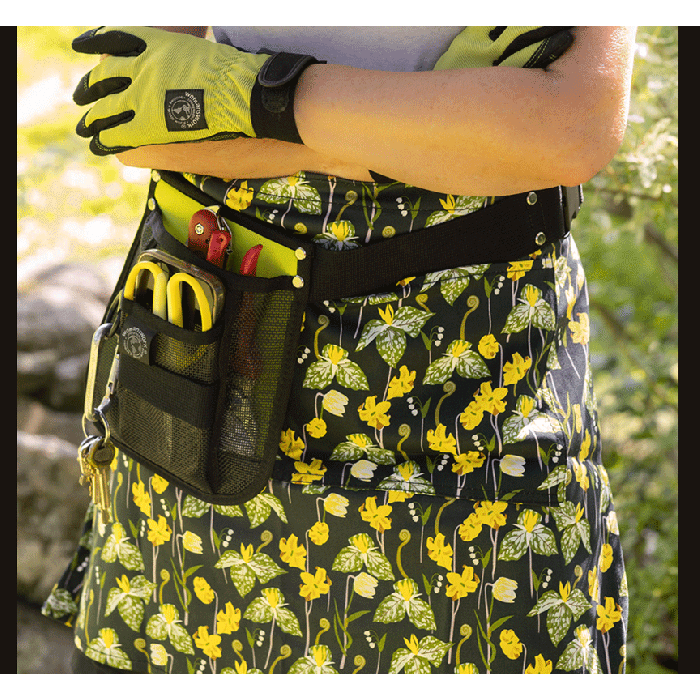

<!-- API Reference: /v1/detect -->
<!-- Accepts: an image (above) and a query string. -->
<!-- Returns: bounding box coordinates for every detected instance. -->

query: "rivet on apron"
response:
[292,275,305,288]
[535,231,547,246]
[295,247,307,261]
[527,192,538,205]
[148,198,157,211]
[151,171,161,182]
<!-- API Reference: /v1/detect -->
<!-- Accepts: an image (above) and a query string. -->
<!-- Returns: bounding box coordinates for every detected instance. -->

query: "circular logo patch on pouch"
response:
[164,89,208,131]
[122,326,149,361]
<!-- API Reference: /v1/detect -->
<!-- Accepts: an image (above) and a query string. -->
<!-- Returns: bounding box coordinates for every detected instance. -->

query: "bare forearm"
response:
[293,27,635,195]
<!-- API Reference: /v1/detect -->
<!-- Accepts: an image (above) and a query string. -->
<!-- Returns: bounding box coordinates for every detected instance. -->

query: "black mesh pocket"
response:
[109,298,223,496]
[208,282,306,503]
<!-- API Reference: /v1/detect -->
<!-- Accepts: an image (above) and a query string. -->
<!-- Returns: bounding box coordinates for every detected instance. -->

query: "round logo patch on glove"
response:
[164,89,208,131]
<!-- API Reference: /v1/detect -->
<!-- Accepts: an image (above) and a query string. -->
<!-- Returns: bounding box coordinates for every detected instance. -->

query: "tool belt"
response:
[80,171,582,510]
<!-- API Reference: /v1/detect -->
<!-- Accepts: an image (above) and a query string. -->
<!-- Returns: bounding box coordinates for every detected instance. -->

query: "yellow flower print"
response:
[239,543,254,563]
[132,481,151,515]
[599,543,614,573]
[353,572,379,599]
[445,566,480,600]
[193,576,214,604]
[452,451,486,476]
[519,395,535,418]
[280,429,304,460]
[323,493,349,517]
[308,521,329,545]
[216,602,241,634]
[387,365,416,400]
[404,633,421,655]
[116,574,130,594]
[492,577,518,603]
[328,220,355,245]
[507,259,534,281]
[579,429,591,461]
[226,182,254,211]
[149,643,168,666]
[524,285,541,308]
[524,654,552,674]
[569,312,590,345]
[597,597,622,634]
[350,459,377,482]
[426,423,457,455]
[299,567,332,601]
[475,381,508,415]
[559,581,572,603]
[478,333,499,359]
[322,390,348,417]
[426,532,453,570]
[147,515,171,547]
[565,285,577,320]
[387,490,412,504]
[358,396,392,430]
[193,626,222,659]
[306,417,327,439]
[182,531,203,554]
[474,500,508,529]
[459,401,485,431]
[499,629,523,660]
[377,305,394,326]
[458,512,484,541]
[291,459,326,485]
[502,352,532,386]
[456,662,480,673]
[573,458,590,490]
[521,509,540,533]
[359,496,392,533]
[150,474,168,494]
[589,566,600,603]
[499,454,526,477]
[279,533,307,569]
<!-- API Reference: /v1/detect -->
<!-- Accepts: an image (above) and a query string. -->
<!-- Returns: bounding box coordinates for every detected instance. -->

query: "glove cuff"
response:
[251,52,325,144]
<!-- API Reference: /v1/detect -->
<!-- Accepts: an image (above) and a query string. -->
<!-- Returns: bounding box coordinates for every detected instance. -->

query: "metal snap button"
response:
[527,192,538,205]
[535,232,547,246]
[295,247,307,261]
[292,275,305,288]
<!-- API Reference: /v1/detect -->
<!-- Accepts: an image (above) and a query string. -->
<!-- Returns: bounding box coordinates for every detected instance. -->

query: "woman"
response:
[44,26,635,674]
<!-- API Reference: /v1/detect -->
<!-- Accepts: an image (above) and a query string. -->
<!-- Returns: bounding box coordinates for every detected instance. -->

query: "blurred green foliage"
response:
[575,26,678,673]
[17,26,677,672]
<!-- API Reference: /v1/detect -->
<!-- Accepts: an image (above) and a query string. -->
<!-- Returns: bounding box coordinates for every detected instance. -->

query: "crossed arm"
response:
[117,26,636,196]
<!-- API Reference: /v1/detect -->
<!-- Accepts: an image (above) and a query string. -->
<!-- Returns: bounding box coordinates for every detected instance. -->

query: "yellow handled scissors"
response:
[166,272,214,332]
[123,261,168,319]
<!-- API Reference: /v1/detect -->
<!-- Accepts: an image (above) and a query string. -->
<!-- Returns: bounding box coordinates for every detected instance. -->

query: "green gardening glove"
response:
[434,26,574,71]
[72,26,324,155]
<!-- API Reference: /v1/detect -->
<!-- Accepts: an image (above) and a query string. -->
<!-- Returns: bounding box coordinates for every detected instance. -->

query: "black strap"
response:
[156,171,580,302]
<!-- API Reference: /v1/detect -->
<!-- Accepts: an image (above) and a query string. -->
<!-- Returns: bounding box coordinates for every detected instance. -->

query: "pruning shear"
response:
[123,261,168,319]
[124,261,213,331]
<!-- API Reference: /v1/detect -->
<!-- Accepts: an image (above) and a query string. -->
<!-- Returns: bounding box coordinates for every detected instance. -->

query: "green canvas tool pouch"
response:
[82,170,580,506]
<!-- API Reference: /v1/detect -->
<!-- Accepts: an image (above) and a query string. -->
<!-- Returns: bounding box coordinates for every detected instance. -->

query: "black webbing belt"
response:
[156,171,581,302]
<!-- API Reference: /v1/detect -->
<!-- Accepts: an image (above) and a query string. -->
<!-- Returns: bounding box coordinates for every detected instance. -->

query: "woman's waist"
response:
[181,170,492,247]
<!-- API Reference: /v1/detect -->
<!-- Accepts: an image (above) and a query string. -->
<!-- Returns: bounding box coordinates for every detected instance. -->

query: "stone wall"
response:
[17,260,118,673]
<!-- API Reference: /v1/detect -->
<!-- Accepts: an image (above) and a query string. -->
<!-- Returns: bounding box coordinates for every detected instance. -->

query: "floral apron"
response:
[43,171,628,674]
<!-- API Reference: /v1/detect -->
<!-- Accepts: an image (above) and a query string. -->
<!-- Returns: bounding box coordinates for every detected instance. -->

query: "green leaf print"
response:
[104,574,156,632]
[373,578,436,630]
[258,174,322,215]
[377,461,436,496]
[85,628,132,670]
[215,548,286,598]
[356,305,433,368]
[244,492,288,528]
[101,522,144,571]
[288,645,339,674]
[331,533,395,580]
[145,604,194,655]
[329,434,396,465]
[527,584,592,647]
[243,588,303,636]
[502,284,556,334]
[423,339,490,385]
[499,509,558,562]
[550,501,592,564]
[303,344,369,391]
[388,634,452,674]
[502,397,560,444]
[555,625,602,673]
